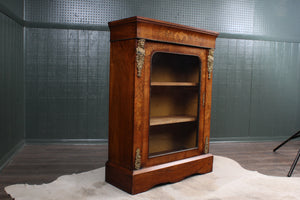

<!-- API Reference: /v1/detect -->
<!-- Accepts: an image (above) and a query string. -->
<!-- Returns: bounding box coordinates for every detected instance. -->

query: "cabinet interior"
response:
[149,52,201,157]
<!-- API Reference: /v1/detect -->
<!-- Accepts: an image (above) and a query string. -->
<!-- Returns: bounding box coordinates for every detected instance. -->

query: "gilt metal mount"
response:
[136,39,146,78]
[204,137,209,154]
[135,148,141,170]
[207,49,215,80]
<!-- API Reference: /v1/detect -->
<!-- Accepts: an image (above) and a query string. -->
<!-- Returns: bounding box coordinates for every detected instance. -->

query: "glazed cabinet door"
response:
[149,52,200,156]
[141,41,209,167]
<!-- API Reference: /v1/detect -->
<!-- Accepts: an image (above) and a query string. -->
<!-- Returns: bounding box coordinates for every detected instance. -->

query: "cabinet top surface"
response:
[108,16,218,48]
[109,16,219,37]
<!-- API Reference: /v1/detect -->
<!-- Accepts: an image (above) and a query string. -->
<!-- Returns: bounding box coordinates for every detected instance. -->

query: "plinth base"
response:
[105,154,213,194]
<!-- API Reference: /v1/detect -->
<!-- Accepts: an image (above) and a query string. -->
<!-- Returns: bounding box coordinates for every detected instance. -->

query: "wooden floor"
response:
[1,141,300,199]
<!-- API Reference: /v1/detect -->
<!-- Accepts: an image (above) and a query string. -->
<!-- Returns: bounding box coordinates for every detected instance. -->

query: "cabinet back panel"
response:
[149,122,197,156]
[151,52,200,83]
[150,87,199,117]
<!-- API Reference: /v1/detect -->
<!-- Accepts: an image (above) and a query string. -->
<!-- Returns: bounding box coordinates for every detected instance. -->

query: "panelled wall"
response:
[24,0,300,141]
[0,0,24,167]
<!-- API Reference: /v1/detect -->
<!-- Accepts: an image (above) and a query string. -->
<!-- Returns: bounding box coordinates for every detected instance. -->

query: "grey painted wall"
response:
[0,2,24,166]
[23,0,300,141]
[24,0,300,40]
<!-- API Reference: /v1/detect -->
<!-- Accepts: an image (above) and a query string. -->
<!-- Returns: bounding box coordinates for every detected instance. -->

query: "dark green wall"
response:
[25,28,109,139]
[0,0,23,19]
[23,0,300,141]
[0,2,24,167]
[212,39,300,141]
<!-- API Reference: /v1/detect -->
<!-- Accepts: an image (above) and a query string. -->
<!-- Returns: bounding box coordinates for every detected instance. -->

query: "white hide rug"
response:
[5,156,300,200]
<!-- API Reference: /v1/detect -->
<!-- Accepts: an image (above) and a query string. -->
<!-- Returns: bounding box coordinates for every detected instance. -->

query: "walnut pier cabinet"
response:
[105,16,219,194]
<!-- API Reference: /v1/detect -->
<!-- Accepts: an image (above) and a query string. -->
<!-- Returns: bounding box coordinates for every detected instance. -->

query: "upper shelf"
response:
[151,52,200,83]
[151,82,199,87]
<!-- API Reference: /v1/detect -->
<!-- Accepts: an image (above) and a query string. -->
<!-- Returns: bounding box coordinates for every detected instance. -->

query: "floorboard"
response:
[1,141,300,199]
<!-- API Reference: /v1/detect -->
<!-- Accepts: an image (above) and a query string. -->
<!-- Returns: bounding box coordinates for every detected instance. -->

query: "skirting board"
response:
[0,140,25,172]
[26,136,295,145]
[210,136,298,143]
[26,139,108,145]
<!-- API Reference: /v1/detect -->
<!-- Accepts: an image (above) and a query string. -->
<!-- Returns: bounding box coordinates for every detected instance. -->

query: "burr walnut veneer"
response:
[105,16,219,194]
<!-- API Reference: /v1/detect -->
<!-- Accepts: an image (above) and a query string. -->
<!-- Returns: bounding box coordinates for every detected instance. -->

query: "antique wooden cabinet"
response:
[105,16,219,194]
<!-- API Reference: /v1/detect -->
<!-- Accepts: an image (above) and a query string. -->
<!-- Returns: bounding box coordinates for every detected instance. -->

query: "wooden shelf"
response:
[151,82,199,87]
[149,147,198,157]
[149,147,188,157]
[150,115,197,126]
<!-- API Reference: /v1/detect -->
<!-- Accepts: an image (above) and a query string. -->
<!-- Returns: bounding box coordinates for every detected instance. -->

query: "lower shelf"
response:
[149,121,198,156]
[105,154,213,194]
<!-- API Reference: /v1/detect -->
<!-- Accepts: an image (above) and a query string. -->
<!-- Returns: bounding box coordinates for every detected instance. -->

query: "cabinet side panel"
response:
[109,40,136,169]
[109,22,137,41]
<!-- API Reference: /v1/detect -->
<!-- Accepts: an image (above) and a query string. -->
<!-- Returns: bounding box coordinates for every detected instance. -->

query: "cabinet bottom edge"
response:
[105,153,213,194]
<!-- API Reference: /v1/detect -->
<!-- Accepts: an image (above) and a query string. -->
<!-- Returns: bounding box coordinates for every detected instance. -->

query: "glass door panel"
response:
[149,52,201,157]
